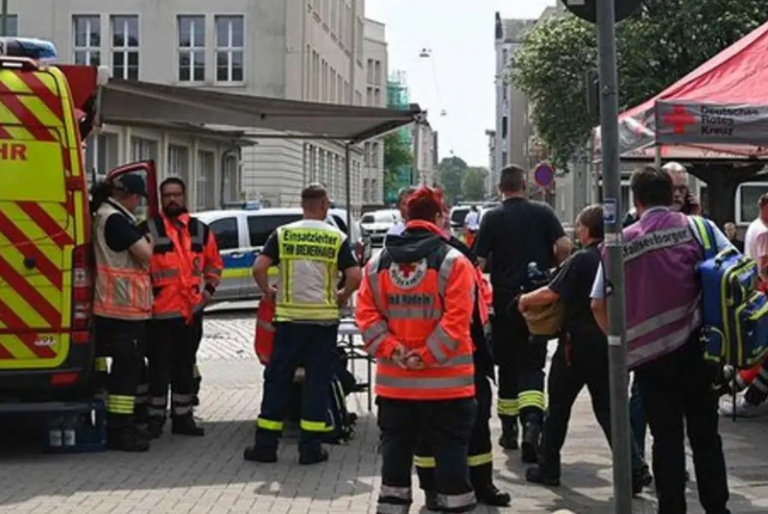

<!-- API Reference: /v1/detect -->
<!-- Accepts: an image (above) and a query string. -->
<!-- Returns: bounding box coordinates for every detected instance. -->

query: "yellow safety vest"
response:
[275,219,344,322]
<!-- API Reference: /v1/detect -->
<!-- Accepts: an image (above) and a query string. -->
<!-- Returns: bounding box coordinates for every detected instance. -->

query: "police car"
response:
[193,208,369,301]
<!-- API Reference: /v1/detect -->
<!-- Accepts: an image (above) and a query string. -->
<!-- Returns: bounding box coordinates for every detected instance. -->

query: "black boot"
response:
[107,426,150,452]
[244,445,277,463]
[147,417,164,439]
[632,465,653,496]
[498,417,519,450]
[526,465,560,487]
[521,421,541,464]
[425,491,441,511]
[470,462,511,507]
[299,446,329,465]
[171,415,204,436]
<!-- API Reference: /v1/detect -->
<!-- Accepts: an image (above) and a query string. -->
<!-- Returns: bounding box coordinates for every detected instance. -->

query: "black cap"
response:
[113,174,147,197]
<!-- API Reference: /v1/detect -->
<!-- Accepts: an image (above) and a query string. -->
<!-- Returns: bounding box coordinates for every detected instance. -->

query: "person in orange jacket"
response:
[357,186,478,514]
[142,177,223,438]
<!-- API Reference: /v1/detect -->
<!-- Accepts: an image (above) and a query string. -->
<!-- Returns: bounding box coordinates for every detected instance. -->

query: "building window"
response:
[178,15,205,82]
[363,178,369,203]
[337,76,343,104]
[223,153,240,204]
[372,142,380,167]
[375,60,382,84]
[215,15,244,83]
[84,133,118,176]
[371,179,378,203]
[167,144,190,186]
[1,14,17,37]
[111,15,139,80]
[363,142,371,166]
[197,150,216,211]
[131,137,158,163]
[367,59,374,84]
[73,15,101,66]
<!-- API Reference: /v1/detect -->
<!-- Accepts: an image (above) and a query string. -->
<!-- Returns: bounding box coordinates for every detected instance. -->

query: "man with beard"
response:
[142,178,223,438]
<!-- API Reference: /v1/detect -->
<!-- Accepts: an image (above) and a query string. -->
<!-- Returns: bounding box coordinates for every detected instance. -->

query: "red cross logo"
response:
[662,105,697,135]
[398,263,417,278]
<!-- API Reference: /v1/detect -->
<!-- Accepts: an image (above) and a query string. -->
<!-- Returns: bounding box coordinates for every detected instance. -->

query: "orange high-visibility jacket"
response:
[146,213,223,323]
[356,220,476,401]
[254,297,276,365]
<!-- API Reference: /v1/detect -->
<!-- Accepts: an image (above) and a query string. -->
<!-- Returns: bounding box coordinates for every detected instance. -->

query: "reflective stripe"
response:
[107,395,135,414]
[257,318,276,332]
[147,407,165,416]
[94,357,109,372]
[623,226,695,263]
[518,390,546,410]
[497,398,520,416]
[147,219,171,246]
[629,308,701,367]
[379,352,473,369]
[173,405,193,416]
[437,249,461,297]
[172,393,194,403]
[387,306,442,320]
[153,310,185,320]
[376,503,410,514]
[376,374,474,390]
[256,418,284,431]
[363,321,388,344]
[691,216,713,251]
[366,333,387,356]
[413,455,436,468]
[204,267,223,277]
[151,269,180,281]
[149,396,167,407]
[753,379,768,393]
[366,254,386,314]
[425,326,459,362]
[468,452,493,467]
[437,491,476,509]
[626,296,701,342]
[136,383,149,395]
[380,485,412,501]
[300,419,332,432]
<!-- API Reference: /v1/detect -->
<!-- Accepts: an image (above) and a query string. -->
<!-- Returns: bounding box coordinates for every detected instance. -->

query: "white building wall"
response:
[12,0,369,214]
[362,18,387,207]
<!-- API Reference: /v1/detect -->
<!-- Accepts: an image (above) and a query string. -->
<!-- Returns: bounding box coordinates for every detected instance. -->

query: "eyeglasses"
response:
[162,192,184,199]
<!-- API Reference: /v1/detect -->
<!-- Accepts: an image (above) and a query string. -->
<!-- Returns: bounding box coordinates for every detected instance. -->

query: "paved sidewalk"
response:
[0,310,766,514]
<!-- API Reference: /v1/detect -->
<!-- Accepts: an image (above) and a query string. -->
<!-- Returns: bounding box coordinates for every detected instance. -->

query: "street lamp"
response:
[419,48,432,58]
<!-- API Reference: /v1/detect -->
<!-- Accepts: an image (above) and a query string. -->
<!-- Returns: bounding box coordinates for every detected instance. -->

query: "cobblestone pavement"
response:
[0,308,767,514]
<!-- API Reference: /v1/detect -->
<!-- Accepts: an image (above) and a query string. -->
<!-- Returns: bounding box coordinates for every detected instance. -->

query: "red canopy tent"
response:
[594,19,768,162]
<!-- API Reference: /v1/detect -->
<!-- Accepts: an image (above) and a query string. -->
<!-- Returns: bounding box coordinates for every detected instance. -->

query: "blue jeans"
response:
[630,375,647,459]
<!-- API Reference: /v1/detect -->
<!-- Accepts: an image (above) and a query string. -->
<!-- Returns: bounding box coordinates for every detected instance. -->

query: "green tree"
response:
[512,0,768,168]
[437,156,468,205]
[463,167,488,201]
[383,132,412,203]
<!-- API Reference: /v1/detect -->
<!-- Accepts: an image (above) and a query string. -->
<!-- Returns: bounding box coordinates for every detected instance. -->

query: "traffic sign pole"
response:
[596,0,633,512]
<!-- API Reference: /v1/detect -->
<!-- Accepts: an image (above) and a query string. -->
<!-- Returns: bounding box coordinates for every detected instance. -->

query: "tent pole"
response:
[654,143,662,169]
[345,143,352,235]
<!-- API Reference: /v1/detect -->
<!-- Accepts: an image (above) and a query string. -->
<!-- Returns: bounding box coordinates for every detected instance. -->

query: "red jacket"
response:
[356,220,476,400]
[146,213,223,323]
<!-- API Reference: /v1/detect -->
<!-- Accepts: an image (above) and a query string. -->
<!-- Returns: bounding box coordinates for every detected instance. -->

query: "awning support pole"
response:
[654,143,662,169]
[345,143,352,235]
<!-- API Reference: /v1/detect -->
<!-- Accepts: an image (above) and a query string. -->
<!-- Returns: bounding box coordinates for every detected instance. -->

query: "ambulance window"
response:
[248,215,302,247]
[210,217,239,251]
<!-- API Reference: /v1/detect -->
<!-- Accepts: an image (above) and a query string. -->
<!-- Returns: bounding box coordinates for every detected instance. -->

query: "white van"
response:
[194,208,368,301]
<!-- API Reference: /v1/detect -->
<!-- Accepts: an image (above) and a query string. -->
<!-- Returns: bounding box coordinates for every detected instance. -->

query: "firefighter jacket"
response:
[146,213,223,323]
[274,219,346,323]
[93,200,152,321]
[444,235,495,380]
[356,220,476,401]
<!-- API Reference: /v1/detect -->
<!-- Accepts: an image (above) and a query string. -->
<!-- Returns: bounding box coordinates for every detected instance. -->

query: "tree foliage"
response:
[437,156,468,205]
[463,167,488,201]
[383,132,412,200]
[512,0,768,167]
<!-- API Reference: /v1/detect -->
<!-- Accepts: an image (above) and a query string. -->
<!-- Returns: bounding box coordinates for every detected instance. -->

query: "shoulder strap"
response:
[690,216,717,260]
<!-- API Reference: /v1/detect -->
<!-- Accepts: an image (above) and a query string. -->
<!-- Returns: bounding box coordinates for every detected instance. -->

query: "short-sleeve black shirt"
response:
[261,231,357,271]
[548,243,605,344]
[105,213,144,253]
[475,198,565,293]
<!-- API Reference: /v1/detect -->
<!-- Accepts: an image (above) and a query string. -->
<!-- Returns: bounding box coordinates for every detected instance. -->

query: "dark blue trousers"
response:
[254,322,337,453]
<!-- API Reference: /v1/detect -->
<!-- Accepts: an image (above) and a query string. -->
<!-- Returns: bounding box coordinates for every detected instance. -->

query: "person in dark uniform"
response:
[517,205,652,494]
[414,234,511,508]
[474,164,572,462]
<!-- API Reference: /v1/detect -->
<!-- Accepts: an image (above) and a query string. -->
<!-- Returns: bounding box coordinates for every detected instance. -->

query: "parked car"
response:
[360,210,402,245]
[194,208,368,302]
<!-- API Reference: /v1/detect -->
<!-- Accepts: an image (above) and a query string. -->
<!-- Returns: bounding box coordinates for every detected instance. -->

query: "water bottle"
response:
[527,262,540,281]
[63,416,77,447]
[48,416,63,448]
